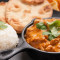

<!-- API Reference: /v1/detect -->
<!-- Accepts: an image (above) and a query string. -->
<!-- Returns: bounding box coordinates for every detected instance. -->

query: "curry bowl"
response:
[22,17,60,60]
[1,17,60,60]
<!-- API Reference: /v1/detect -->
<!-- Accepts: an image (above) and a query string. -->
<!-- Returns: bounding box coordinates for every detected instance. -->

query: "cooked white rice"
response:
[0,24,19,51]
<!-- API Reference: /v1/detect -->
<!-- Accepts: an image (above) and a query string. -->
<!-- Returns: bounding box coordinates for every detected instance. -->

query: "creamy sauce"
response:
[25,18,60,52]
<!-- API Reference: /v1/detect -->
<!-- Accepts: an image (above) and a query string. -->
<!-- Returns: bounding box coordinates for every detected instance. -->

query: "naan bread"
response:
[0,2,7,22]
[48,0,60,11]
[6,0,53,33]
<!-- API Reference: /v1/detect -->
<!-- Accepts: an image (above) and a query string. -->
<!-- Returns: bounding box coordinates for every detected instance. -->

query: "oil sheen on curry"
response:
[25,18,60,52]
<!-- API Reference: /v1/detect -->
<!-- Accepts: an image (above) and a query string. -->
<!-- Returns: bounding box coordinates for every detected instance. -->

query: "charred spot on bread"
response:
[39,5,52,14]
[44,5,51,12]
[24,10,31,13]
[21,0,44,5]
[0,2,6,5]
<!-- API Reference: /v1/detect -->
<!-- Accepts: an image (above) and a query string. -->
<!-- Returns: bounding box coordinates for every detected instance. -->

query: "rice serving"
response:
[0,23,19,51]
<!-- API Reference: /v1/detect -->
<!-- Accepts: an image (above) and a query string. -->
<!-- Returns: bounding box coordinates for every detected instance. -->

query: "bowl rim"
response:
[22,17,60,54]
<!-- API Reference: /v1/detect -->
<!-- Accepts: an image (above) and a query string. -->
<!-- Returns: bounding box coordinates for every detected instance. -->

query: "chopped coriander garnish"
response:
[48,20,60,30]
[0,21,7,30]
[36,22,47,30]
[57,27,60,31]
[51,27,59,37]
[48,35,55,41]
[52,20,60,27]
[42,31,51,35]
[0,21,5,25]
[0,25,7,30]
[36,20,60,41]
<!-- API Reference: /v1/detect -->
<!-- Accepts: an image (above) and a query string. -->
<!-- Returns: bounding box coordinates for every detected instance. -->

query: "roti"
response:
[6,0,53,33]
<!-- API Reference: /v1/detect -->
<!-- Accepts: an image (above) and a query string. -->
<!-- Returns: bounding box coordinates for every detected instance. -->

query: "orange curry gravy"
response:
[25,18,60,52]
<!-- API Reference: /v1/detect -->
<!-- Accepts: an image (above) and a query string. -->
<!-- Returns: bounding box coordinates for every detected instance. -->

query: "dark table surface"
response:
[9,11,60,60]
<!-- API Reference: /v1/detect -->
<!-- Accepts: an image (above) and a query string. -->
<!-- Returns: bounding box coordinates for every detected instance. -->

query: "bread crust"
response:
[22,0,44,5]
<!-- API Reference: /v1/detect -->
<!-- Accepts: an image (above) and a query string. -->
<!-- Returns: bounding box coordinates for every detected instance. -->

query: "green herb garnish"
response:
[0,21,5,25]
[36,22,47,30]
[48,20,60,29]
[36,20,60,41]
[48,35,55,41]
[51,27,59,37]
[0,21,7,30]
[42,31,51,35]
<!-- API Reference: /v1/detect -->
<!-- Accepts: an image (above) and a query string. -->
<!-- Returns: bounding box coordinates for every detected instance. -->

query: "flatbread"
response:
[6,0,53,33]
[48,0,59,11]
[48,0,60,11]
[0,2,7,22]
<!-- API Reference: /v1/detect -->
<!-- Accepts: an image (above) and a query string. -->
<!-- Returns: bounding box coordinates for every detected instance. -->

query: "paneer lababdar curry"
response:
[25,18,60,52]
